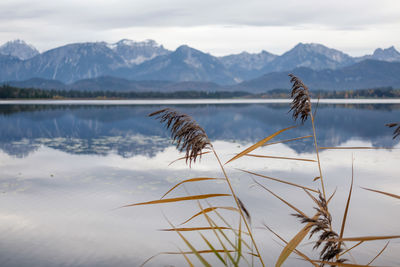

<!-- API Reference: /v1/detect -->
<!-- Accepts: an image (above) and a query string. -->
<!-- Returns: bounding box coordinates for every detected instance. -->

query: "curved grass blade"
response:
[339,241,364,257]
[275,213,319,267]
[225,126,295,165]
[240,169,318,193]
[164,250,235,255]
[254,180,308,218]
[361,187,400,200]
[169,151,212,166]
[208,204,252,250]
[312,261,384,267]
[335,235,400,242]
[139,253,162,267]
[166,218,211,267]
[338,161,354,257]
[199,232,227,266]
[180,206,238,225]
[245,154,316,162]
[263,224,319,267]
[319,147,394,150]
[196,202,252,267]
[328,187,337,203]
[122,194,231,208]
[262,135,312,147]
[197,202,237,266]
[160,226,232,232]
[179,248,195,267]
[161,178,224,199]
[366,241,389,266]
[235,218,242,266]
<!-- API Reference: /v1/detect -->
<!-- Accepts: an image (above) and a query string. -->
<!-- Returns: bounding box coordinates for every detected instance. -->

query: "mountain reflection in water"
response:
[0,103,399,158]
[0,103,399,267]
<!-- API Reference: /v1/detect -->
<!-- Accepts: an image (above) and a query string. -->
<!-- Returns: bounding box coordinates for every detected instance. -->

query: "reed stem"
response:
[310,113,327,201]
[211,146,265,267]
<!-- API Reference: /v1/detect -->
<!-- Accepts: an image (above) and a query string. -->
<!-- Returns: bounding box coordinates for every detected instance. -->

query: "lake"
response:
[0,100,399,267]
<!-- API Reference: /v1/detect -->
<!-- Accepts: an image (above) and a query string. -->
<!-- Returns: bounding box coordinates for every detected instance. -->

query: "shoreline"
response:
[1,98,400,105]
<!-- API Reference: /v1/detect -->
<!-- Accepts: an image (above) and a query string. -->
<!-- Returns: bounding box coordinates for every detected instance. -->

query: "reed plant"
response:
[124,75,400,266]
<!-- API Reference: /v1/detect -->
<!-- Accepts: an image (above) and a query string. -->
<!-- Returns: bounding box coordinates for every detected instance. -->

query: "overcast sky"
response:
[0,0,399,56]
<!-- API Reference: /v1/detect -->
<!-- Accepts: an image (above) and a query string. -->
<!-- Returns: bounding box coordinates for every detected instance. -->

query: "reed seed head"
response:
[288,74,312,123]
[292,193,345,266]
[386,122,400,139]
[149,108,211,166]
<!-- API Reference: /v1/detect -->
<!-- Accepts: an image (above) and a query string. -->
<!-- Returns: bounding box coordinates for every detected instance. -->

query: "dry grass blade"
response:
[122,194,231,208]
[339,241,363,257]
[169,151,212,166]
[166,217,211,267]
[328,188,337,204]
[225,126,295,165]
[262,135,313,147]
[197,202,237,266]
[335,235,400,242]
[245,154,316,162]
[211,145,266,267]
[275,213,320,267]
[180,206,238,225]
[312,260,385,267]
[139,253,162,267]
[160,226,232,232]
[240,168,318,193]
[338,160,354,258]
[263,224,319,267]
[165,250,235,255]
[319,147,394,150]
[361,187,400,200]
[254,179,308,218]
[366,241,389,266]
[178,247,195,267]
[303,189,320,207]
[209,205,253,250]
[161,177,224,199]
[198,232,227,266]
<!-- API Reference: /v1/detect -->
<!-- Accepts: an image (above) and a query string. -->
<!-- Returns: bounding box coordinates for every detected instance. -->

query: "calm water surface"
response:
[0,102,399,266]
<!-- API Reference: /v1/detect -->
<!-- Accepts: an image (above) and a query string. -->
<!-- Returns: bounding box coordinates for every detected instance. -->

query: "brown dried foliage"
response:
[237,197,251,223]
[289,74,312,123]
[149,108,211,166]
[386,122,400,139]
[292,193,346,267]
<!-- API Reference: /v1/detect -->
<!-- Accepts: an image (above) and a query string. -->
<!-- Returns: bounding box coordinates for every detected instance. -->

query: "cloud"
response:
[0,0,399,55]
[1,0,399,28]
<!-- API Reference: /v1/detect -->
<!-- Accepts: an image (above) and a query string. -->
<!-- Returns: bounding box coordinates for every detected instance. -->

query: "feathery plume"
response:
[386,122,400,139]
[288,74,312,123]
[149,108,211,166]
[292,193,345,266]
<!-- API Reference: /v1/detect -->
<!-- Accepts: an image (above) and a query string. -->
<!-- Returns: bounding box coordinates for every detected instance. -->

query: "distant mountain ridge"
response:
[235,60,400,92]
[0,39,399,88]
[5,60,400,93]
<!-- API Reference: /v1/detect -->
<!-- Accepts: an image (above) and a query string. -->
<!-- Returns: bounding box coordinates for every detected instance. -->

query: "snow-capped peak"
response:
[0,39,39,60]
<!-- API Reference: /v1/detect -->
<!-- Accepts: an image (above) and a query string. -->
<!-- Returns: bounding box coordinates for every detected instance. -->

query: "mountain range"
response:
[1,39,400,92]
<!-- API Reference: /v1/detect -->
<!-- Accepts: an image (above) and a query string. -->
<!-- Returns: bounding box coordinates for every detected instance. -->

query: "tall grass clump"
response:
[123,75,400,266]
